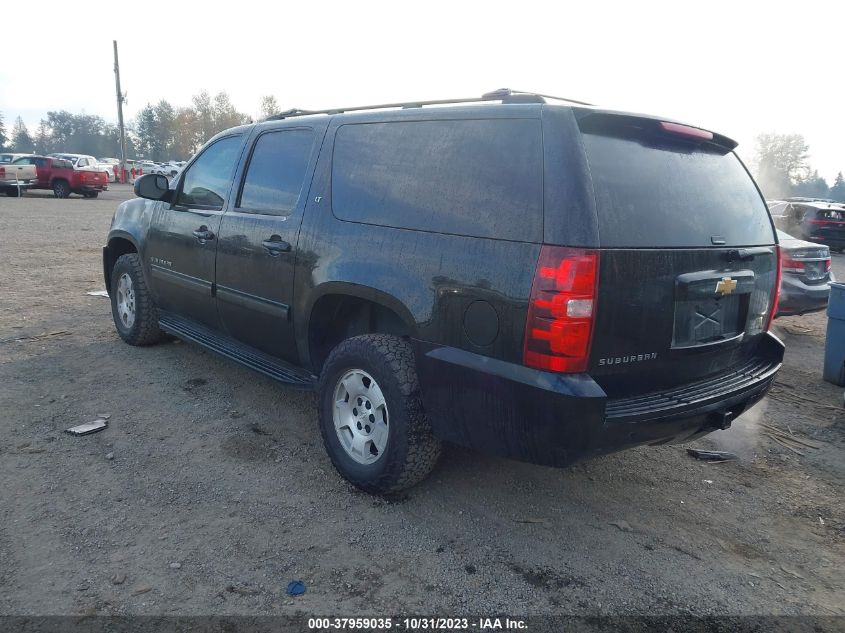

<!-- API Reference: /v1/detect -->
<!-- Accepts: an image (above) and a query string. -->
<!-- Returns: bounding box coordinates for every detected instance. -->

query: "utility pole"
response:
[113,40,128,184]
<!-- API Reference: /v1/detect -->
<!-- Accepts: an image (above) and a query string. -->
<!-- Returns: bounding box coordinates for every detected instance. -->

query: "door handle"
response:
[192,227,215,242]
[262,235,291,255]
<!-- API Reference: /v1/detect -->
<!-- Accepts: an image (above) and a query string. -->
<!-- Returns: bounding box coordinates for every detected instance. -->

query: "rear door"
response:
[573,112,778,397]
[145,134,245,329]
[214,124,324,363]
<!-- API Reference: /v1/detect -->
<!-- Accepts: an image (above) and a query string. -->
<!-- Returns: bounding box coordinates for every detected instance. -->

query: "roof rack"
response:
[263,88,593,121]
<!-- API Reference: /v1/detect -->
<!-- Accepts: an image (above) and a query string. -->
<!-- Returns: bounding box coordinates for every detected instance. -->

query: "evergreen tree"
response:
[134,104,157,159]
[830,172,845,202]
[0,112,7,150]
[34,120,52,154]
[11,117,35,153]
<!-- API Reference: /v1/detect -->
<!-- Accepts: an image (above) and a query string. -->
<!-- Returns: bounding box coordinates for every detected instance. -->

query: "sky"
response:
[2,0,843,180]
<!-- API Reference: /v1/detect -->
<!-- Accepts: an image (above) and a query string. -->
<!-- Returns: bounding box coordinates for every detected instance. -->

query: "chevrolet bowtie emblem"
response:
[715,277,737,296]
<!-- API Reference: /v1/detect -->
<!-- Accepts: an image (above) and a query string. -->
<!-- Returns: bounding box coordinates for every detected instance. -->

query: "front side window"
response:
[238,128,315,215]
[175,136,242,209]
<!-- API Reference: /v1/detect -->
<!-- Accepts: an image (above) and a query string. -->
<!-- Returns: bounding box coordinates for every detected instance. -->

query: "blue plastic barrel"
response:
[823,282,845,386]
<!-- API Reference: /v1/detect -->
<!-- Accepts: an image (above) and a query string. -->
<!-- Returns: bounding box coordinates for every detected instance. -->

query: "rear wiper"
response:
[724,247,773,262]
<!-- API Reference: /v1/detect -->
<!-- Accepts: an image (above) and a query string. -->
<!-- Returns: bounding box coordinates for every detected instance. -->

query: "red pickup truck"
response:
[11,155,108,198]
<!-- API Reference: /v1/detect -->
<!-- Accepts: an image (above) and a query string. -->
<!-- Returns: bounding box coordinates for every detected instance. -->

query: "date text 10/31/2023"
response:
[307,617,527,630]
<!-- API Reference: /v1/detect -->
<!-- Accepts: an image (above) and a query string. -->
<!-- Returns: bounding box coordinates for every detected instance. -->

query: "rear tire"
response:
[110,253,164,346]
[4,187,21,197]
[52,180,70,198]
[318,334,441,494]
[83,191,99,199]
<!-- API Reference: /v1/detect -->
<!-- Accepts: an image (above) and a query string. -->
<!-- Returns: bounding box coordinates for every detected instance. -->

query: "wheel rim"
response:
[116,273,136,329]
[332,369,389,465]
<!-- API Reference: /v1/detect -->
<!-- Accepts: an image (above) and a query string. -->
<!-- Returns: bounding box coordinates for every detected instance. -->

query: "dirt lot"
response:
[1,186,843,617]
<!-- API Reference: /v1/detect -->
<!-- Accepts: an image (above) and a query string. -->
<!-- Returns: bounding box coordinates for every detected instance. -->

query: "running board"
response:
[159,313,316,389]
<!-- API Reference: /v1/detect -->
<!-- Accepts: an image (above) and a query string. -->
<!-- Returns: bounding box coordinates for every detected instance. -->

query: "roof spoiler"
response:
[574,109,738,151]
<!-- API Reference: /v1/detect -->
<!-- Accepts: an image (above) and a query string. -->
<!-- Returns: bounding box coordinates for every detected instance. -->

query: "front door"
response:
[215,125,321,363]
[145,134,245,329]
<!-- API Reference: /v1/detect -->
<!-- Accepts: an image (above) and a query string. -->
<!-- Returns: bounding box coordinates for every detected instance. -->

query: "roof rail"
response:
[263,88,593,121]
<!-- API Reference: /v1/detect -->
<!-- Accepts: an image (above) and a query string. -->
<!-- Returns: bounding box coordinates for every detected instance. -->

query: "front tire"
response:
[110,253,164,346]
[318,334,441,494]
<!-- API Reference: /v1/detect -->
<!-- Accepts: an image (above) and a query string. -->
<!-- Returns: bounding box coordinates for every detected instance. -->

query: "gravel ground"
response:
[0,186,843,617]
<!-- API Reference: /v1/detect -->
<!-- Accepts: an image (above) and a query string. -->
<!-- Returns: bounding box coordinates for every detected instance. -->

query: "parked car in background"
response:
[13,155,108,198]
[1,152,33,164]
[0,159,38,196]
[49,153,114,182]
[105,90,784,493]
[776,229,834,317]
[97,157,121,182]
[162,161,185,177]
[771,200,845,252]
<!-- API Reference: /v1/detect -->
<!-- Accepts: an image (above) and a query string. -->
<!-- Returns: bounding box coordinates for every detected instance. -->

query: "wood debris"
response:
[760,422,823,456]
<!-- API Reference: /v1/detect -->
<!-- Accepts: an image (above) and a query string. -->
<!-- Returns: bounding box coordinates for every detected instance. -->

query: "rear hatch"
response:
[575,112,778,398]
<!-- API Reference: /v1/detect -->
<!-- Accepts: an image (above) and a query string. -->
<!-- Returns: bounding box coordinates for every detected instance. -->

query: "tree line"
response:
[751,133,844,202]
[2,103,842,201]
[0,93,282,162]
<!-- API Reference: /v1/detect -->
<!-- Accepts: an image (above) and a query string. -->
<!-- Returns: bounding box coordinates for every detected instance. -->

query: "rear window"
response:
[331,119,543,241]
[580,125,774,247]
[815,208,845,221]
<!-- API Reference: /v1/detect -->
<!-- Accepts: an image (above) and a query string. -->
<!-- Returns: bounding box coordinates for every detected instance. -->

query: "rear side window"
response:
[580,127,774,247]
[238,128,314,215]
[331,119,543,241]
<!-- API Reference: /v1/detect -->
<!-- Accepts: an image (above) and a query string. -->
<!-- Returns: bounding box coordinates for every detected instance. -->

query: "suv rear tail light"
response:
[766,246,782,332]
[523,246,599,373]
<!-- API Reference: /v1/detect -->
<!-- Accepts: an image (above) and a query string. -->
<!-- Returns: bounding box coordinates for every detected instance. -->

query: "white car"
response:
[162,161,185,177]
[97,157,122,182]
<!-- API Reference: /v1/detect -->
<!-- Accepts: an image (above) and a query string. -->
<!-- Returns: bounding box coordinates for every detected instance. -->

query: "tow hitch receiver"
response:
[708,410,734,431]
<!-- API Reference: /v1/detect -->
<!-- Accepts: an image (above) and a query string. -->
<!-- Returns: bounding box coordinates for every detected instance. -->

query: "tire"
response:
[317,334,441,494]
[52,180,70,198]
[83,191,99,199]
[110,253,164,346]
[4,187,21,197]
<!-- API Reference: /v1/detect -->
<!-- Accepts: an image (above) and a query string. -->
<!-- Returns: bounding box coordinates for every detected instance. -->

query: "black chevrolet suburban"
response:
[104,89,784,493]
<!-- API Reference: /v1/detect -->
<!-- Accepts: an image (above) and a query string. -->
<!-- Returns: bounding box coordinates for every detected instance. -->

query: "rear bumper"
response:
[777,278,830,316]
[79,184,107,192]
[0,180,34,189]
[415,332,784,467]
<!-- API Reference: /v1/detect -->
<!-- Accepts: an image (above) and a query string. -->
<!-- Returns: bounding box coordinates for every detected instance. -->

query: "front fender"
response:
[104,197,159,289]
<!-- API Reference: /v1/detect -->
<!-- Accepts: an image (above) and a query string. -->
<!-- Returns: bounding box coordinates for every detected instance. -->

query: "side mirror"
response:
[134,173,171,201]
